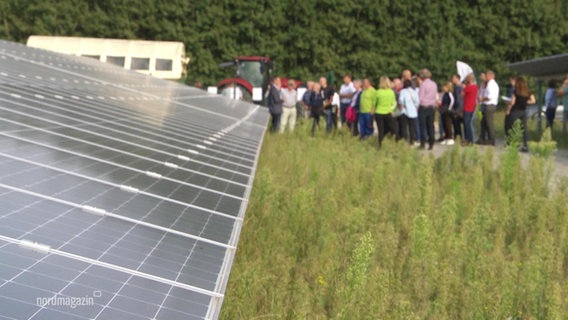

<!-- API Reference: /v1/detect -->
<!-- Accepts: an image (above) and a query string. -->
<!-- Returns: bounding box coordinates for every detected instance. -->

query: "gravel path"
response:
[425,140,568,187]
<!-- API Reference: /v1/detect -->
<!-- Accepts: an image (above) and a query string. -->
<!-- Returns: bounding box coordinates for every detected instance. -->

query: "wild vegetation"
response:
[1,1,567,85]
[496,110,568,148]
[221,122,568,319]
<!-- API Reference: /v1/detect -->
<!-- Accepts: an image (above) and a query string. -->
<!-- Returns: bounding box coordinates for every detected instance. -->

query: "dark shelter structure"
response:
[506,53,568,134]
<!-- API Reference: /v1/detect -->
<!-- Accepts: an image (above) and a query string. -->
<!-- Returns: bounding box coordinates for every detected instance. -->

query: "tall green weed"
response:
[221,121,568,319]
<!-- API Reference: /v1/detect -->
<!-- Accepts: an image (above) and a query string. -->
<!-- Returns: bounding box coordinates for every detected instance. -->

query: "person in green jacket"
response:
[372,76,398,146]
[359,78,376,139]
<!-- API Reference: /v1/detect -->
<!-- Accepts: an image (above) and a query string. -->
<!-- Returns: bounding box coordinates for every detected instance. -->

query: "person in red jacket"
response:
[461,73,478,145]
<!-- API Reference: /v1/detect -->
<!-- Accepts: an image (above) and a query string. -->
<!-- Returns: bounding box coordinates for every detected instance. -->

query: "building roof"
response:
[506,53,568,80]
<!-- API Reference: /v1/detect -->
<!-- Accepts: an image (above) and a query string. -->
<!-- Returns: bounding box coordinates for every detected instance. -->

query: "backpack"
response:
[346,106,357,123]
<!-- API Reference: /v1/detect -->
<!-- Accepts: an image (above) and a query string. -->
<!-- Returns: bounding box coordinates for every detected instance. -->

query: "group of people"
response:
[267,70,568,151]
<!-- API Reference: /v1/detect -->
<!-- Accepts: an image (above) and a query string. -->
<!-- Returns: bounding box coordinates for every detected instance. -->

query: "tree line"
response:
[1,0,567,86]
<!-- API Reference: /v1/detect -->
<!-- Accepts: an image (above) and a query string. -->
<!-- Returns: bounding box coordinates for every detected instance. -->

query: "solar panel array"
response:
[0,39,268,320]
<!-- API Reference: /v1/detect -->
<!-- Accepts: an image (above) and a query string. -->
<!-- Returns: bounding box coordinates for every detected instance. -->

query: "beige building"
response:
[27,36,189,80]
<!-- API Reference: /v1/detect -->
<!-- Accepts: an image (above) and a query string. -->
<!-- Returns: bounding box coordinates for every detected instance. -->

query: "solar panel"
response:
[0,39,268,319]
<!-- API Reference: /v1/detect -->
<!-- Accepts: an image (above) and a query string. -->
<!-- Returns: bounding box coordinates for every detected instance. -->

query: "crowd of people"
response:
[267,71,568,152]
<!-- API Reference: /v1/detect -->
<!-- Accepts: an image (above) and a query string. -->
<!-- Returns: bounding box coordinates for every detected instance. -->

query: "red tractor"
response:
[218,56,301,105]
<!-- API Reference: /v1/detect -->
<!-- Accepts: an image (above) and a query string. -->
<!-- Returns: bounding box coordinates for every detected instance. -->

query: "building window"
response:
[131,57,150,70]
[106,56,125,67]
[82,55,100,60]
[156,58,173,71]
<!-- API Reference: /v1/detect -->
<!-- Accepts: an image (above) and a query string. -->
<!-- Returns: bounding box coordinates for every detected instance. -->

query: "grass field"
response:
[221,119,568,320]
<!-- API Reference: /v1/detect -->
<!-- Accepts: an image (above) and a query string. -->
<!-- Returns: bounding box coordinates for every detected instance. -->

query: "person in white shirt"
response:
[332,90,340,129]
[479,70,499,145]
[339,74,356,128]
[280,80,298,133]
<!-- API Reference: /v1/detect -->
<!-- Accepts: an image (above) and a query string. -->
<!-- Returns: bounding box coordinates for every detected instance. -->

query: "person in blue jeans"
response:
[319,77,335,133]
[545,80,558,129]
[358,78,376,140]
[301,81,314,119]
[461,74,478,145]
[359,114,374,139]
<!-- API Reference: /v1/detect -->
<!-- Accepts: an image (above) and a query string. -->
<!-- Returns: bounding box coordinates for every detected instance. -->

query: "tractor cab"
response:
[236,57,272,89]
[218,56,274,104]
[218,56,302,105]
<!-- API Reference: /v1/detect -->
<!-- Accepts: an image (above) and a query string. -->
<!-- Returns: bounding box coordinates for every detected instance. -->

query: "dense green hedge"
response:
[2,0,566,86]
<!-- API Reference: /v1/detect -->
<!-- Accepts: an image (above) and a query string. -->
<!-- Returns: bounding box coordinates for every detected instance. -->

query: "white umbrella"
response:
[456,61,474,82]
